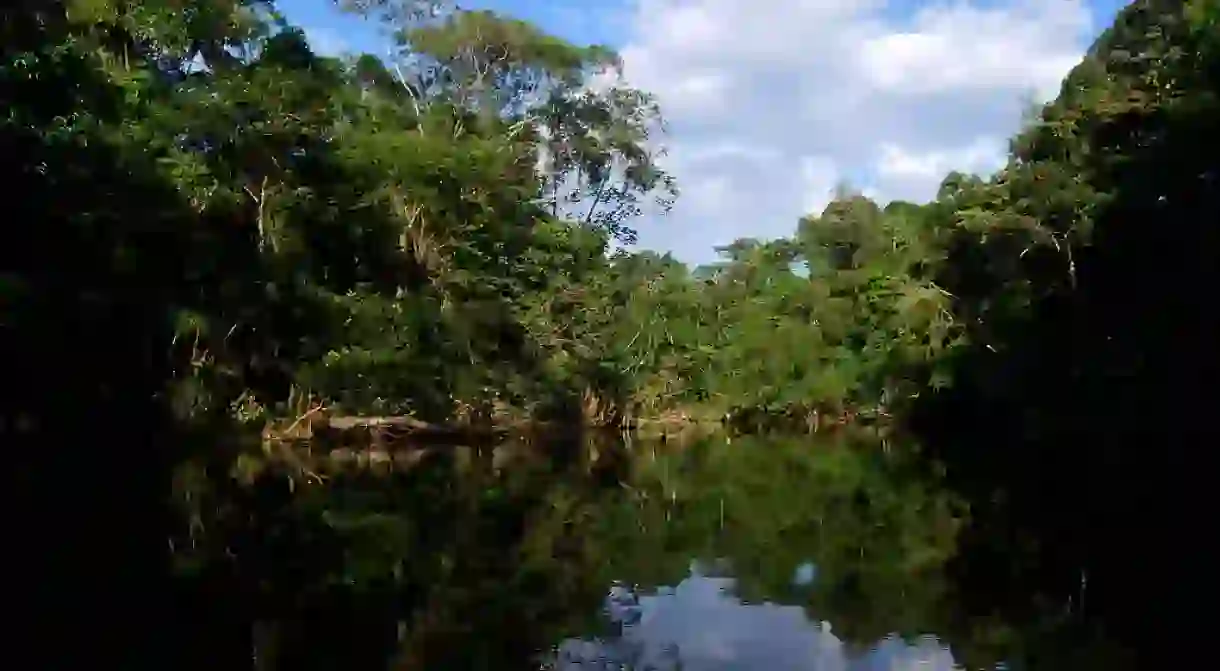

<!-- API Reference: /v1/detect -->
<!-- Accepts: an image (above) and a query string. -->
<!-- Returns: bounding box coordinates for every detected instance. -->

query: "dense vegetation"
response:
[4,0,1217,668]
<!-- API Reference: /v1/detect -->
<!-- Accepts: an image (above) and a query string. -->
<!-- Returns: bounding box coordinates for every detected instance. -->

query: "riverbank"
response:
[259,402,893,449]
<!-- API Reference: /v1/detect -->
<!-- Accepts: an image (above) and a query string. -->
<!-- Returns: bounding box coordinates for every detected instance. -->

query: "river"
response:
[538,431,966,670]
[217,429,1122,671]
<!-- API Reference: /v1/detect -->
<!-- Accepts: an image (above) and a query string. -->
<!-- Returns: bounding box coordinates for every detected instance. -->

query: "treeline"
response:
[5,0,1219,668]
[0,0,964,437]
[6,0,689,440]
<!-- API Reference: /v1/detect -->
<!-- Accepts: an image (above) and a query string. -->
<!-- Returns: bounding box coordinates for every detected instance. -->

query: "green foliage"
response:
[585,192,959,426]
[8,0,1219,668]
[588,434,964,645]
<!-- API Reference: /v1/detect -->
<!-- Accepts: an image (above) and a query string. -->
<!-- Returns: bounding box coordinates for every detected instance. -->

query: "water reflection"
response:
[180,430,1110,670]
[553,569,958,671]
[546,430,966,670]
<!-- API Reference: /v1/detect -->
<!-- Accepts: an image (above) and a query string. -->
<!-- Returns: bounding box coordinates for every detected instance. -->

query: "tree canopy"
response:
[4,0,1218,669]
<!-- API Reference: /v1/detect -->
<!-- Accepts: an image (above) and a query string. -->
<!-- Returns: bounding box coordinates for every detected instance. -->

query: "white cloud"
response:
[614,0,1103,264]
[859,0,1090,98]
[686,141,781,164]
[667,71,732,112]
[799,155,841,216]
[874,136,1008,197]
[303,26,351,56]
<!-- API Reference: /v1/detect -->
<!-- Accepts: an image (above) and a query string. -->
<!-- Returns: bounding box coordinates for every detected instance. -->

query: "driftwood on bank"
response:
[265,406,888,450]
[265,412,517,447]
[250,413,611,479]
[244,406,893,481]
[256,412,595,471]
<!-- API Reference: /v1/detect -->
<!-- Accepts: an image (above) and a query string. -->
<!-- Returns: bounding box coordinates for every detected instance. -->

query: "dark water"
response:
[205,430,1120,671]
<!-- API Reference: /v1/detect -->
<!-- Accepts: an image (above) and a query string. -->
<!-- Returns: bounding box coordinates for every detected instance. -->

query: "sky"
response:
[277,0,1132,265]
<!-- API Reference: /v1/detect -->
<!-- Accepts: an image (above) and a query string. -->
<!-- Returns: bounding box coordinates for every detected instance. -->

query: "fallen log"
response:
[304,414,510,446]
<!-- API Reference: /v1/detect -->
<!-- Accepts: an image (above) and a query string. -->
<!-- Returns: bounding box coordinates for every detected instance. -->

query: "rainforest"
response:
[4,0,1217,669]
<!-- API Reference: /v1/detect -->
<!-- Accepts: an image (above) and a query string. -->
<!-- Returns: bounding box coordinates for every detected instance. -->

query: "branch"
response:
[243,175,271,252]
[583,179,609,224]
[389,51,427,134]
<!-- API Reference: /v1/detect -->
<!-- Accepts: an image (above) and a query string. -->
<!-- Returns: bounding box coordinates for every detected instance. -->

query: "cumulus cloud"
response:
[303,25,352,56]
[799,155,842,217]
[615,0,1102,263]
[874,136,1009,197]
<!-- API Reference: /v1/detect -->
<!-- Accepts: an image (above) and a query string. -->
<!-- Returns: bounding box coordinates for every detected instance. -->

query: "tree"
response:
[363,4,677,243]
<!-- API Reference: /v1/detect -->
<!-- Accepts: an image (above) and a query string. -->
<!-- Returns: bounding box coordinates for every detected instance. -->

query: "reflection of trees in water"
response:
[545,434,975,671]
[172,428,1128,671]
[598,433,1150,670]
[172,431,638,671]
[602,434,964,645]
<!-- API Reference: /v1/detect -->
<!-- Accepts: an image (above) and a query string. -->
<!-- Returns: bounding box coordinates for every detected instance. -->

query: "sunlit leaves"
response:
[348,4,675,244]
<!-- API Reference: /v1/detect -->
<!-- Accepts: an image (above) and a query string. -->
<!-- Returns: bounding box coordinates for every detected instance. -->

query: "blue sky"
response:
[278,0,1132,265]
